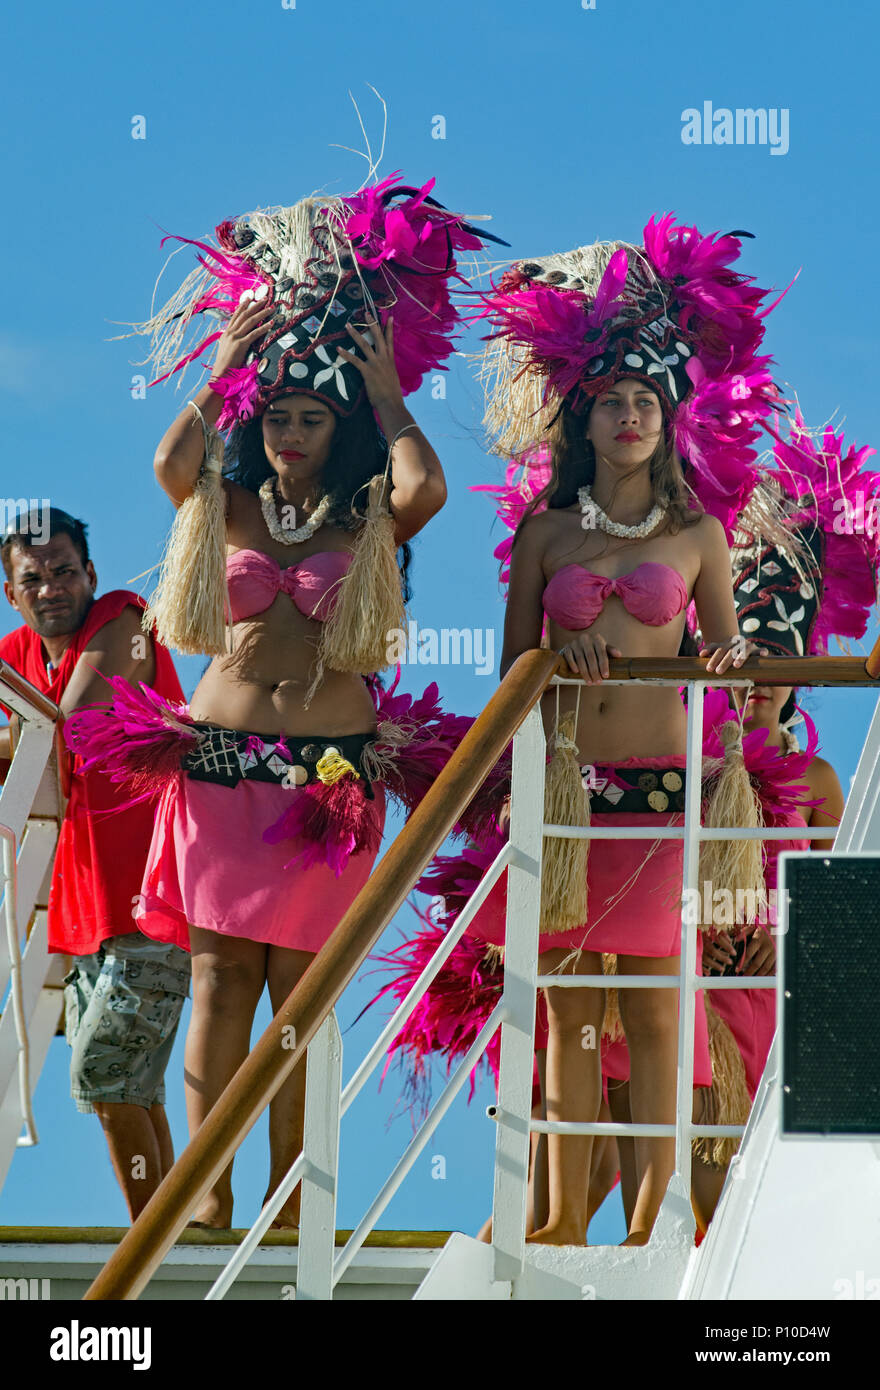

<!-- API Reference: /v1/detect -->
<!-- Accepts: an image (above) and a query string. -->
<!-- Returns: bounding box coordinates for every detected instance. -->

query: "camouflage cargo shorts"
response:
[62,931,190,1113]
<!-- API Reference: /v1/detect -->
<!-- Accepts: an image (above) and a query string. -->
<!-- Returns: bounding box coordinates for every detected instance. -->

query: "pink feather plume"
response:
[768,411,880,653]
[262,779,383,877]
[62,676,198,801]
[360,902,503,1124]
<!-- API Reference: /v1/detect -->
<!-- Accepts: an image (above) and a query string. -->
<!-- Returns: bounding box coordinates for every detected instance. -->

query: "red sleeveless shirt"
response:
[0,591,184,954]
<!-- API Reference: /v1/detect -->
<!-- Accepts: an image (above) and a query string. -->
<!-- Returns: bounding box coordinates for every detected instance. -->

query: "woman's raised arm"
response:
[153,298,273,507]
[806,757,846,853]
[339,318,447,545]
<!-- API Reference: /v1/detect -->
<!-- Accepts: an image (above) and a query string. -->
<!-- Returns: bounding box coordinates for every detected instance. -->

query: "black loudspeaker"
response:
[779,853,880,1137]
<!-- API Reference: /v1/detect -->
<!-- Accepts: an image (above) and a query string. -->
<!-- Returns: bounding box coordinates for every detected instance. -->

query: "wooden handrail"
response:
[0,660,60,722]
[603,654,880,685]
[0,660,69,797]
[83,647,880,1300]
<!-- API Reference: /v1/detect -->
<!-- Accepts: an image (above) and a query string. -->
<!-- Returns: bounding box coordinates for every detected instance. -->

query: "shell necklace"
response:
[578,485,666,539]
[259,476,332,544]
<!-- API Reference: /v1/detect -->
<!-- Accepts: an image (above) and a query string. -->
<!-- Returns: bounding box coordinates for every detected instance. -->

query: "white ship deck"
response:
[0,1228,445,1300]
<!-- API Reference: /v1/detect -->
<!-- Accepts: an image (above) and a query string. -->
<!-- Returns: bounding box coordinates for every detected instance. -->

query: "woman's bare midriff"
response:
[542,682,689,763]
[544,601,691,761]
[189,592,378,736]
[529,508,708,759]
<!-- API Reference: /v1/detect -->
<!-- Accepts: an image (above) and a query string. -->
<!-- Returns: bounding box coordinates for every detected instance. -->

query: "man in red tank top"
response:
[0,506,188,1221]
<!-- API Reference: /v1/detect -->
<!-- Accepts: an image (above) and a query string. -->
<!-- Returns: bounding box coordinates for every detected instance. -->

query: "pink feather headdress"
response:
[131,174,497,425]
[474,215,786,540]
[734,410,880,656]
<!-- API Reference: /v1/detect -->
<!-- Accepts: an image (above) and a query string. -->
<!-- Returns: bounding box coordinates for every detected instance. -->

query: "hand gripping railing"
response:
[83,643,880,1300]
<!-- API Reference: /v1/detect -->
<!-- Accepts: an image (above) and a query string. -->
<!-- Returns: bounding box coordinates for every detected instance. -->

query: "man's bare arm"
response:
[59,607,157,717]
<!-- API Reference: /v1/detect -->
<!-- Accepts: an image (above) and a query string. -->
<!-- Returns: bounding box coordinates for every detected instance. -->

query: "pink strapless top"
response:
[226,548,352,623]
[543,562,688,630]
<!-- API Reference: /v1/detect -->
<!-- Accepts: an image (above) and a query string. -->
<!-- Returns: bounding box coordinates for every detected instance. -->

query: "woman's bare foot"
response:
[189,1190,233,1229]
[269,1213,299,1231]
[525,1222,586,1247]
[263,1191,300,1229]
[478,1215,546,1244]
[620,1229,651,1247]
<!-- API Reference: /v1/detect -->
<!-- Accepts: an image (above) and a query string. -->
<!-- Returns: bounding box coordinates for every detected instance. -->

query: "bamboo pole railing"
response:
[82,648,880,1299]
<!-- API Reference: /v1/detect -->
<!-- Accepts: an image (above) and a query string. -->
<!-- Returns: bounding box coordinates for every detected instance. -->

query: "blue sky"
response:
[1,0,878,1250]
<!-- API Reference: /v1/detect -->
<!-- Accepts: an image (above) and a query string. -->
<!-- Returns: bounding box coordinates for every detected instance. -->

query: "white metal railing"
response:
[203,673,826,1298]
[0,662,64,1184]
[486,675,841,1284]
[1,826,38,1146]
[0,828,37,1145]
[205,836,523,1299]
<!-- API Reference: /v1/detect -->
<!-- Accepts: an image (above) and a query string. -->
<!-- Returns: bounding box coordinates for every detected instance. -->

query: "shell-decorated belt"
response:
[184,724,375,797]
[581,763,687,814]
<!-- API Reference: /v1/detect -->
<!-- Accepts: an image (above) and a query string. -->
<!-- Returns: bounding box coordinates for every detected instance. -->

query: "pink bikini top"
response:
[542,562,688,630]
[226,548,352,624]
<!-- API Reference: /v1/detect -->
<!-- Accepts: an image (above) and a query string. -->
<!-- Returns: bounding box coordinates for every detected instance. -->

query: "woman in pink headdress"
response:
[65,179,493,1228]
[460,217,780,1246]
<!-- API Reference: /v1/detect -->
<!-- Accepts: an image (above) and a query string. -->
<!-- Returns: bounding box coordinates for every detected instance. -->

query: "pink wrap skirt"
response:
[465,755,711,1082]
[136,773,386,953]
[466,757,690,957]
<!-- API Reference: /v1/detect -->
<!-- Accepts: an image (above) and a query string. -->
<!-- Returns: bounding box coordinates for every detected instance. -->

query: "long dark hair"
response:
[779,689,798,725]
[513,398,703,557]
[223,394,413,601]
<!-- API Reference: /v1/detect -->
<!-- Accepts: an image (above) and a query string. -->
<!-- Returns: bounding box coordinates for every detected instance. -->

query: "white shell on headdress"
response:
[479,238,667,459]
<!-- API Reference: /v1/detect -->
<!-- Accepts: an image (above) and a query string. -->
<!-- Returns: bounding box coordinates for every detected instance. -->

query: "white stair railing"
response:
[205,834,522,1299]
[0,661,65,1189]
[487,677,840,1291]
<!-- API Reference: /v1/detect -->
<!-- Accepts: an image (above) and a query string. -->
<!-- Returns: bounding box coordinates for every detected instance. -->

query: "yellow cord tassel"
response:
[540,712,590,934]
[692,999,753,1168]
[142,443,229,656]
[315,748,360,784]
[305,474,406,705]
[699,720,764,929]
